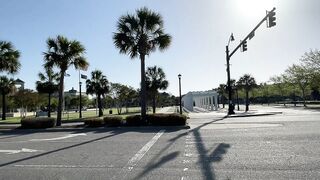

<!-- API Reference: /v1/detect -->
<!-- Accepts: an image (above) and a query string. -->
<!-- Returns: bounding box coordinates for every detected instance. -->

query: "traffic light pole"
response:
[226,7,276,115]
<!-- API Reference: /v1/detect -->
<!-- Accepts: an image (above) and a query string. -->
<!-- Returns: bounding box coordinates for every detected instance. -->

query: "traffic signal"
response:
[241,40,247,52]
[268,11,276,28]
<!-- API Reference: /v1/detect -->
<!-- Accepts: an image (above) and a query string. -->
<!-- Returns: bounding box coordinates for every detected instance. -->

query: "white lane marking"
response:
[126,130,165,170]
[29,133,87,141]
[0,148,40,154]
[14,164,114,168]
[183,168,188,171]
[111,130,165,180]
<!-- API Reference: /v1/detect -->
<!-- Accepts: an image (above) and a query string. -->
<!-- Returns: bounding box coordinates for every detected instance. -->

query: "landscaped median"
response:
[84,113,188,127]
[1,113,188,129]
[21,117,56,129]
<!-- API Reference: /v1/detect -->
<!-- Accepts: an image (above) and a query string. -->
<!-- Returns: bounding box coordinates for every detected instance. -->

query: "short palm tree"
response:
[36,67,59,117]
[0,41,21,74]
[217,84,227,108]
[0,76,15,120]
[113,7,172,121]
[145,66,168,113]
[237,74,257,111]
[86,70,109,117]
[44,35,89,126]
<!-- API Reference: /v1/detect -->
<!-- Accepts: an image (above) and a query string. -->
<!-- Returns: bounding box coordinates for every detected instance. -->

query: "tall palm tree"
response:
[0,41,21,74]
[36,67,59,117]
[86,70,109,117]
[113,7,172,121]
[44,35,89,126]
[0,76,15,120]
[237,74,257,111]
[145,66,168,113]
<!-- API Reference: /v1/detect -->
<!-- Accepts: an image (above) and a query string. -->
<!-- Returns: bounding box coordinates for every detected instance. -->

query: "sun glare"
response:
[235,0,276,17]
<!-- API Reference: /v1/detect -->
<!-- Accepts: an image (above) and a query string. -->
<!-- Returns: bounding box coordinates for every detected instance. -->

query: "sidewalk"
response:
[217,105,283,118]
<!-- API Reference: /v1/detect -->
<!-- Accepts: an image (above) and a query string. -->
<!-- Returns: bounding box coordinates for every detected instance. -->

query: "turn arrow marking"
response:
[0,148,40,154]
[29,133,87,142]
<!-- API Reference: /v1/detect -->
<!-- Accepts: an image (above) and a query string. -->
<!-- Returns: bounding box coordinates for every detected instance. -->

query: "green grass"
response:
[0,107,144,124]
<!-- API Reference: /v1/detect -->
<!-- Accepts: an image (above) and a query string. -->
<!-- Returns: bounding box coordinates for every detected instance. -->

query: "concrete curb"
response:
[226,112,282,118]
[0,124,191,131]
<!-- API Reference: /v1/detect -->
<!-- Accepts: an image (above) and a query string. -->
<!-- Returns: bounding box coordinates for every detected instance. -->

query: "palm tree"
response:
[44,35,89,126]
[36,67,59,117]
[217,84,227,108]
[0,76,15,120]
[86,70,109,117]
[145,66,169,113]
[0,41,21,74]
[113,7,172,121]
[237,74,257,111]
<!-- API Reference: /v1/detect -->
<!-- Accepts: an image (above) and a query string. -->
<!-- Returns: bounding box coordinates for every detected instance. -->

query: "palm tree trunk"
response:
[2,93,6,120]
[245,90,249,111]
[140,54,147,122]
[98,94,103,117]
[152,94,156,114]
[57,72,65,126]
[48,93,51,117]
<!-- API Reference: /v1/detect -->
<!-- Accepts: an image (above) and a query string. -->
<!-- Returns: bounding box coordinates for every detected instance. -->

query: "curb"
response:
[226,112,282,118]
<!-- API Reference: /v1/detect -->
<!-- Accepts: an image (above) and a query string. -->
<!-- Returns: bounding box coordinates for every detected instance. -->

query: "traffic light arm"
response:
[228,7,276,58]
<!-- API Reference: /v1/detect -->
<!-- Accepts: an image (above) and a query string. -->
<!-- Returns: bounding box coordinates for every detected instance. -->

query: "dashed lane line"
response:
[111,129,165,180]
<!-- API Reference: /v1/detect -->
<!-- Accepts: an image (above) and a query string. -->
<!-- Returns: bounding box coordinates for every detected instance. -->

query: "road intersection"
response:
[0,106,319,179]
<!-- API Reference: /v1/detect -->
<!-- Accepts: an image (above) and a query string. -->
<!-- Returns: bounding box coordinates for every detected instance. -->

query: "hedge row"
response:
[20,113,187,129]
[84,113,187,127]
[21,117,56,129]
[84,116,123,127]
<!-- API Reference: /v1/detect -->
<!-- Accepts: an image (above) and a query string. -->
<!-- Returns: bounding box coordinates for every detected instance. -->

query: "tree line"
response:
[217,49,320,110]
[0,7,174,125]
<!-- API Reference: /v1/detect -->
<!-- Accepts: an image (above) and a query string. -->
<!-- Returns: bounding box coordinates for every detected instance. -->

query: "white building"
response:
[182,90,218,112]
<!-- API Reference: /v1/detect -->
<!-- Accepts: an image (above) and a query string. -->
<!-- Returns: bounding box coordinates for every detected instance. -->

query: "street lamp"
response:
[79,71,87,119]
[178,74,182,115]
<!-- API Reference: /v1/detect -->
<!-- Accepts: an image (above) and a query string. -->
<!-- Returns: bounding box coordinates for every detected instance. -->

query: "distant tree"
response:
[237,74,257,111]
[110,83,131,115]
[86,70,109,117]
[13,89,41,116]
[217,84,227,108]
[145,66,169,113]
[113,7,172,121]
[44,35,89,126]
[270,75,287,105]
[0,76,15,120]
[284,64,310,107]
[0,41,21,74]
[36,68,59,117]
[300,49,320,73]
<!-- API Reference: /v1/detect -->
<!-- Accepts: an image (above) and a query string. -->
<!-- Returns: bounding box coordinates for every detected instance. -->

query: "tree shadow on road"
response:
[133,116,230,180]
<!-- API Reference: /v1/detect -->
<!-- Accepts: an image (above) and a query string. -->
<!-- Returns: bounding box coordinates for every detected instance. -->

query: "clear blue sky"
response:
[1,0,319,96]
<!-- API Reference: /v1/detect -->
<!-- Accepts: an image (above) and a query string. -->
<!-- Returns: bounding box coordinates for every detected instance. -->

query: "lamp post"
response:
[178,74,182,114]
[79,81,82,118]
[79,72,87,118]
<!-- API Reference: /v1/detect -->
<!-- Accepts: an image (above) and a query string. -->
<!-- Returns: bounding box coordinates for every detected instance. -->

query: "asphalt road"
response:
[0,106,320,180]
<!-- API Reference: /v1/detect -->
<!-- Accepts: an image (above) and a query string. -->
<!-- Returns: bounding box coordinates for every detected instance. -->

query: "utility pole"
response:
[226,7,276,115]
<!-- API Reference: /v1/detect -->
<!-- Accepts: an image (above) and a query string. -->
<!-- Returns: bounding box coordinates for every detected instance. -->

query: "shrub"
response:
[104,116,123,127]
[125,115,146,126]
[84,117,104,127]
[148,113,187,126]
[21,117,56,129]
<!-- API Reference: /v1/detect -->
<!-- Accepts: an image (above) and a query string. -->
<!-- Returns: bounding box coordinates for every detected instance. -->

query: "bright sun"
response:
[235,0,276,17]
